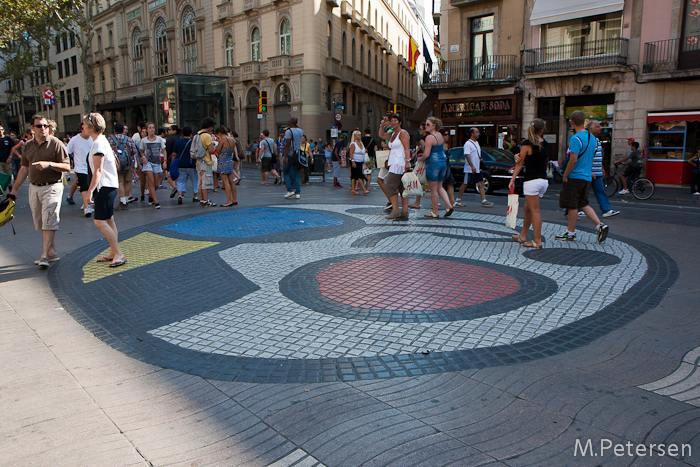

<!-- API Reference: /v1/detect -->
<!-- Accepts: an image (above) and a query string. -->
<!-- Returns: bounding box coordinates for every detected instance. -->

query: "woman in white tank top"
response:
[348,130,369,195]
[378,113,411,220]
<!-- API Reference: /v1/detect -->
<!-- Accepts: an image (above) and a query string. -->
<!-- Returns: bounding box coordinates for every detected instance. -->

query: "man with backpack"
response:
[192,117,217,207]
[556,110,609,243]
[109,122,139,210]
[173,126,198,204]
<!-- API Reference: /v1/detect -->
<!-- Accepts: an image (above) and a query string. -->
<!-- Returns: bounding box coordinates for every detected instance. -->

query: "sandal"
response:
[424,212,439,218]
[444,208,454,217]
[109,259,127,268]
[512,234,526,244]
[408,204,420,209]
[363,190,370,195]
[523,241,543,249]
[96,256,114,263]
[351,191,359,195]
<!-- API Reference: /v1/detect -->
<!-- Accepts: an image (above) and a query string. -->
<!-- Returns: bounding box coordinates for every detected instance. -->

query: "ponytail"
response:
[527,118,546,149]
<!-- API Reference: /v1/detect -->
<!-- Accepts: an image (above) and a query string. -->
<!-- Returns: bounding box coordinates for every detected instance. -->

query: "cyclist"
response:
[618,141,642,195]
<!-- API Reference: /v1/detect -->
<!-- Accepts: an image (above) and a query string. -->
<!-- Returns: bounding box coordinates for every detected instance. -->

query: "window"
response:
[352,38,356,68]
[360,44,364,73]
[277,83,290,102]
[62,35,68,51]
[108,30,113,47]
[280,18,291,55]
[380,57,383,83]
[368,49,371,77]
[70,32,76,48]
[67,88,72,107]
[327,21,332,57]
[71,56,77,75]
[471,15,494,79]
[251,27,261,61]
[374,54,377,81]
[74,87,80,107]
[100,71,105,93]
[40,69,45,85]
[56,37,61,54]
[132,28,144,85]
[64,58,70,76]
[110,69,116,91]
[57,61,63,79]
[98,35,102,51]
[352,91,356,115]
[342,88,347,114]
[225,35,234,67]
[155,18,168,77]
[60,90,65,108]
[342,32,347,65]
[541,12,623,58]
[182,7,197,73]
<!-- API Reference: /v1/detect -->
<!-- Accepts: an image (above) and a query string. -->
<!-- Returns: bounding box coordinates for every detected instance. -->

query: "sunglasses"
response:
[33,124,51,128]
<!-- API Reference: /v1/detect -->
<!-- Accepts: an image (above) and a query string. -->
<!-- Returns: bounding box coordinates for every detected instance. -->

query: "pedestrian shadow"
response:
[0,263,46,283]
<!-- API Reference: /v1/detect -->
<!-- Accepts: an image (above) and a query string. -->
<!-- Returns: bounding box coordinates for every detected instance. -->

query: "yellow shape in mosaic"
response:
[82,232,219,283]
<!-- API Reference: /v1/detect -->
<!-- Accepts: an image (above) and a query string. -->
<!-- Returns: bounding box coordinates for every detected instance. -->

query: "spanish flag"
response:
[408,36,420,71]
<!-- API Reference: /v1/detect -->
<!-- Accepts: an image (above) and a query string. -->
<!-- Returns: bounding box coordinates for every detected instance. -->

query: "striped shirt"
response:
[592,138,603,177]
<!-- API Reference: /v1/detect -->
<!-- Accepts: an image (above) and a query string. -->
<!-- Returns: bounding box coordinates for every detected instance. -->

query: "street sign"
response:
[335,113,342,122]
[162,97,170,113]
[330,126,338,138]
[43,89,55,105]
[257,114,263,119]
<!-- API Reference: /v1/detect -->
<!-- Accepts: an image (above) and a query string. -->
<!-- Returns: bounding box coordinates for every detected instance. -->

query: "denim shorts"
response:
[425,154,447,182]
[141,161,163,173]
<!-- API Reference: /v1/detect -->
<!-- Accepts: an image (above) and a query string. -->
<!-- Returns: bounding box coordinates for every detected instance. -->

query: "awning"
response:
[647,111,700,123]
[530,0,624,26]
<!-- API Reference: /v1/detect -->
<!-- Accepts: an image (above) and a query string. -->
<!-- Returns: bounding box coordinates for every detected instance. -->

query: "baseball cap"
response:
[341,132,348,138]
[628,138,635,142]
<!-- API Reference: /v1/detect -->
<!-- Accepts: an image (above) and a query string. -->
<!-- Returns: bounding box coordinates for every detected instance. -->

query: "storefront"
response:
[153,74,229,131]
[564,96,616,167]
[645,112,699,185]
[438,95,520,150]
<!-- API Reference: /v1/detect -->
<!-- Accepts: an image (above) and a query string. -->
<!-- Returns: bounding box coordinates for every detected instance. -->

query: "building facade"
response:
[90,0,427,144]
[424,0,700,187]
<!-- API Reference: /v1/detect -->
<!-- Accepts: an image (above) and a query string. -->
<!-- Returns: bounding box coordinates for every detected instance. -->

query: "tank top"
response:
[388,129,407,175]
[351,142,366,162]
[522,139,550,181]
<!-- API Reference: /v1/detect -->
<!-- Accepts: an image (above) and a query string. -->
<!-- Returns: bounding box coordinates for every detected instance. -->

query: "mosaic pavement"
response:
[48,204,678,383]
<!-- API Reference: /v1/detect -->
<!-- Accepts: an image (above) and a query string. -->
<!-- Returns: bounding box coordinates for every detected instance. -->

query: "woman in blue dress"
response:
[214,127,238,207]
[416,117,453,218]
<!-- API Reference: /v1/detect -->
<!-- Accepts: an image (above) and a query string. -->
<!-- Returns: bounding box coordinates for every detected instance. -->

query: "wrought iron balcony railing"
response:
[524,38,628,74]
[642,37,700,73]
[425,55,519,85]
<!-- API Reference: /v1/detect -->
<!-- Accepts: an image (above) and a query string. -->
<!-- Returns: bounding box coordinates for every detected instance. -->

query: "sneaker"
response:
[154,203,161,209]
[34,255,60,265]
[148,196,154,205]
[140,195,145,201]
[193,197,200,202]
[145,190,150,195]
[200,200,216,207]
[694,192,700,196]
[284,191,295,199]
[383,203,393,212]
[618,189,629,195]
[114,203,128,211]
[555,232,576,241]
[385,210,401,220]
[453,200,463,207]
[295,194,301,199]
[36,257,50,268]
[597,224,609,243]
[602,210,620,218]
[481,201,494,208]
[127,197,138,204]
[66,196,75,205]
[170,188,177,198]
[577,210,585,218]
[177,196,183,205]
[84,205,93,218]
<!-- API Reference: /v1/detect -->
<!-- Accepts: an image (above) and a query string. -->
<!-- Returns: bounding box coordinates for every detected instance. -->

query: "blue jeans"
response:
[283,163,301,194]
[591,176,612,214]
[176,168,198,195]
[12,158,21,181]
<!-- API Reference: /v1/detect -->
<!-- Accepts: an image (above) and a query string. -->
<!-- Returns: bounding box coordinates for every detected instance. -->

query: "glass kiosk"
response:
[154,74,229,131]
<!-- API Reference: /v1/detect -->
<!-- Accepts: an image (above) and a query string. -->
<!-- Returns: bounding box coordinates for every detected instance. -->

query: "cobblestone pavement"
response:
[2,174,700,466]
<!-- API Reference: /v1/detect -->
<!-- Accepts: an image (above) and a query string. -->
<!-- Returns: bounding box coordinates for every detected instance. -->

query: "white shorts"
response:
[378,167,389,180]
[142,161,163,173]
[523,178,549,198]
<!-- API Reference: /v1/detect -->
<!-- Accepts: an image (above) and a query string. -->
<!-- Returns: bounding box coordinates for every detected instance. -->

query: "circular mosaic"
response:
[48,204,679,383]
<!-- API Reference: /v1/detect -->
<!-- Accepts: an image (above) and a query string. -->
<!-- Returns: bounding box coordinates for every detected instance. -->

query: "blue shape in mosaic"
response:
[162,208,344,238]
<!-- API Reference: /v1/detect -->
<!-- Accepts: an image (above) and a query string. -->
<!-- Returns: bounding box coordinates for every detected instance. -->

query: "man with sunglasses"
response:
[9,115,70,268]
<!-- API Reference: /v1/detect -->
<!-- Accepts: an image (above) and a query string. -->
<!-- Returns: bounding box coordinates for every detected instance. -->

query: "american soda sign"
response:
[441,98,514,119]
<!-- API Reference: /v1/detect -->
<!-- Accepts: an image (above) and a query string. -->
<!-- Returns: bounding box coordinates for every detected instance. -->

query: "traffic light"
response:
[258,90,268,114]
[393,104,402,115]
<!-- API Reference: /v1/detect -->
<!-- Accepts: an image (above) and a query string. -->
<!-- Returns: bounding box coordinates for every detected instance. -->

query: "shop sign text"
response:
[442,98,513,119]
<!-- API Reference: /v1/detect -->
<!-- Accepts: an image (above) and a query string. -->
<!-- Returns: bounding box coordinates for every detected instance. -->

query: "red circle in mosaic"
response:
[316,257,520,311]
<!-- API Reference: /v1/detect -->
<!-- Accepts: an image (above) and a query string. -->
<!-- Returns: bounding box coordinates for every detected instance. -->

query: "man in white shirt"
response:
[65,123,94,216]
[454,127,493,208]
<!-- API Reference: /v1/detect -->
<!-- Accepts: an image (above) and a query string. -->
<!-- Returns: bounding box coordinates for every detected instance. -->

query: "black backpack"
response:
[110,135,132,172]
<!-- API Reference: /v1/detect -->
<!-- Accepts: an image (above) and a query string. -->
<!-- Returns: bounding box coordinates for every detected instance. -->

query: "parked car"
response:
[447,146,525,194]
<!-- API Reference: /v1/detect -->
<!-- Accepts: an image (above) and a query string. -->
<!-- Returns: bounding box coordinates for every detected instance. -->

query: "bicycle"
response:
[603,163,655,200]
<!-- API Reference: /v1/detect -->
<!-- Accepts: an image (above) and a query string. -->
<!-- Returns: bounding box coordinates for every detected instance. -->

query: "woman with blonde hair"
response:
[416,117,453,217]
[347,130,369,195]
[509,118,550,248]
[83,113,126,267]
[214,126,238,206]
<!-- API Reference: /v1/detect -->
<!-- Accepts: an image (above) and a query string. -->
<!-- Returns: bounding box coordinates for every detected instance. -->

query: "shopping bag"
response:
[414,160,427,185]
[375,150,389,169]
[401,171,423,197]
[506,187,519,229]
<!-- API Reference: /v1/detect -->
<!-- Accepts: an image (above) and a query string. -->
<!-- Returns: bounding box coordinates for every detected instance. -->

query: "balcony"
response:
[642,38,700,78]
[94,50,104,62]
[423,56,519,90]
[238,60,265,81]
[340,64,354,84]
[324,57,340,79]
[341,1,352,19]
[524,38,628,75]
[243,0,260,12]
[367,25,376,41]
[217,2,234,21]
[268,54,291,77]
[360,18,369,34]
[351,9,361,26]
[326,0,339,6]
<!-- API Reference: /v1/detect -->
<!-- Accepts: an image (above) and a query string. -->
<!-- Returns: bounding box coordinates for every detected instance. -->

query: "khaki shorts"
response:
[385,172,405,197]
[197,159,214,191]
[29,183,63,230]
[117,167,134,184]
